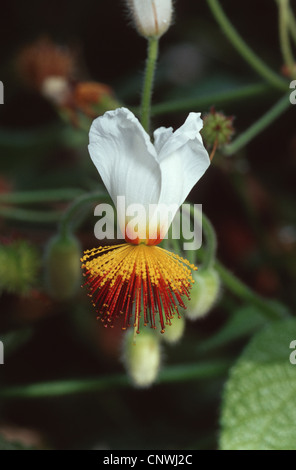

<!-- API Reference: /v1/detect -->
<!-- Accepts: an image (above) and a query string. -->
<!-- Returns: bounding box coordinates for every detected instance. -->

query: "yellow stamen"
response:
[81,243,197,332]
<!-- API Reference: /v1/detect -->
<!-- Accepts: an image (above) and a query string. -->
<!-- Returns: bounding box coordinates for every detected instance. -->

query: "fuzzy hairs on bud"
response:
[125,0,173,38]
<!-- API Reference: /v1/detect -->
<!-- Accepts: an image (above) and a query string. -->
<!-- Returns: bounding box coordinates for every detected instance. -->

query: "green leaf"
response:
[220,319,296,450]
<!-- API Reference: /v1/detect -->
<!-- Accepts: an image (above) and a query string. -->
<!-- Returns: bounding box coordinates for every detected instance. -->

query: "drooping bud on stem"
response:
[160,314,185,344]
[185,268,221,320]
[126,0,173,38]
[201,107,235,159]
[122,329,161,388]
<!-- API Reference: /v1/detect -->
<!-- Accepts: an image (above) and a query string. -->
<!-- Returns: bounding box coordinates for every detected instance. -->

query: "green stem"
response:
[0,207,61,223]
[187,206,217,269]
[185,245,195,265]
[166,224,182,255]
[278,0,296,76]
[150,83,274,116]
[141,37,159,133]
[207,0,288,91]
[0,360,230,399]
[224,93,291,155]
[288,4,296,46]
[0,188,84,205]
[215,261,289,321]
[0,124,87,149]
[59,191,110,239]
[201,212,217,269]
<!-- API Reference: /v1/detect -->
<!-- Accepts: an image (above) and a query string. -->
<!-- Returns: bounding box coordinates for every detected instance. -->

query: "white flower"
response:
[126,0,173,38]
[88,107,210,244]
[83,108,210,331]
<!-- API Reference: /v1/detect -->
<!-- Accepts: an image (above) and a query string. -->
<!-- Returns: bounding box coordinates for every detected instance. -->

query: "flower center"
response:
[81,243,197,332]
[124,223,164,246]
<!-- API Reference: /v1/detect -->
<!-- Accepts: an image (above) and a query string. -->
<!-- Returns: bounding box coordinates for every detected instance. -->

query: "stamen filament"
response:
[81,243,197,332]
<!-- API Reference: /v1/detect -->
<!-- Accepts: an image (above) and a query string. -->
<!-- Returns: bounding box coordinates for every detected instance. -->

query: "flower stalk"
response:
[0,360,231,399]
[278,0,296,77]
[207,0,288,91]
[0,188,84,205]
[224,94,291,155]
[141,37,159,133]
[150,83,274,117]
[288,3,296,46]
[215,261,290,321]
[188,206,217,270]
[58,190,110,240]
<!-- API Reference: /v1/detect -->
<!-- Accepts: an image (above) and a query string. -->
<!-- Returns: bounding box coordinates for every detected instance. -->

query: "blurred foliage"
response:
[0,434,32,450]
[0,241,40,295]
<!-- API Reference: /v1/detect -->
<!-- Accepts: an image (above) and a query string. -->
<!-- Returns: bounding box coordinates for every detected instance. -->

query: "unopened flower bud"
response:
[185,268,221,320]
[0,240,39,295]
[45,234,81,300]
[122,329,161,387]
[161,314,185,344]
[202,107,235,150]
[126,0,173,39]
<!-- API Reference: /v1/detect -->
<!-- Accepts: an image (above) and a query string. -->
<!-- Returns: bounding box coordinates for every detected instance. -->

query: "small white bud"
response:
[161,315,185,344]
[126,0,173,38]
[185,268,221,320]
[122,329,161,388]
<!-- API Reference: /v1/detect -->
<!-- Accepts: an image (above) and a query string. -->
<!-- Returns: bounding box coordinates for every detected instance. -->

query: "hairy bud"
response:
[202,107,235,150]
[126,0,173,38]
[161,315,185,344]
[186,268,221,320]
[122,329,161,387]
[45,234,81,300]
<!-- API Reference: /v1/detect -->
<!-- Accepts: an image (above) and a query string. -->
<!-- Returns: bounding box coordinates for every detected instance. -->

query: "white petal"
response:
[156,113,210,233]
[88,108,210,243]
[88,107,160,209]
[158,112,204,158]
[153,126,173,154]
